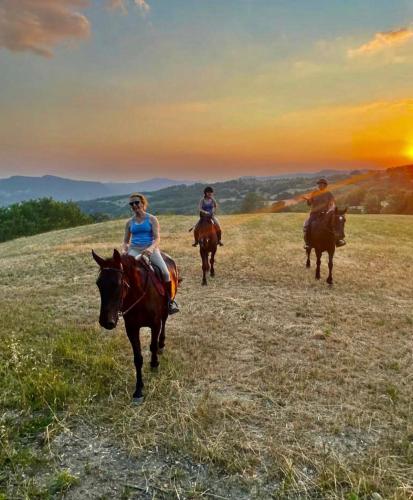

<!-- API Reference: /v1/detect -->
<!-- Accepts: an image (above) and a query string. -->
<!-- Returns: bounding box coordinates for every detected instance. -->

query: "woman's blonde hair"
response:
[129,193,148,209]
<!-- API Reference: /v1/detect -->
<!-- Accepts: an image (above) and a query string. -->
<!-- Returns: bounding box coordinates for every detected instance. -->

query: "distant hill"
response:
[76,165,413,217]
[242,168,370,180]
[0,175,195,206]
[77,172,354,218]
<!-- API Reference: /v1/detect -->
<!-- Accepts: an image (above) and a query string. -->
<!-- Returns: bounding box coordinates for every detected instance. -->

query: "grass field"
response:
[0,213,412,499]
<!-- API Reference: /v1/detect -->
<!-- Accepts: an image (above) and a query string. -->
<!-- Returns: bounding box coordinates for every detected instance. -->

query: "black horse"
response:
[305,208,347,284]
[92,249,179,403]
[197,214,218,286]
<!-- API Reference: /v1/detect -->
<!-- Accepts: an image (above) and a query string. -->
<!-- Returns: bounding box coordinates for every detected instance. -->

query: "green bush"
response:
[0,198,93,242]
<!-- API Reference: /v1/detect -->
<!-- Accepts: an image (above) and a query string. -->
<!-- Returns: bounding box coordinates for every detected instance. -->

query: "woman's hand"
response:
[143,247,154,257]
[121,243,129,255]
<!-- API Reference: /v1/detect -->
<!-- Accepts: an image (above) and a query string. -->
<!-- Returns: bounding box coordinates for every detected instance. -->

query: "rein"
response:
[120,268,150,317]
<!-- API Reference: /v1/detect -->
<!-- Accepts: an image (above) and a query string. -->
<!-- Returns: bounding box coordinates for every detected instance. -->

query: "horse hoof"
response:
[202,281,207,286]
[158,348,164,355]
[151,365,159,372]
[315,276,320,280]
[132,396,144,405]
[306,263,310,268]
[327,279,333,285]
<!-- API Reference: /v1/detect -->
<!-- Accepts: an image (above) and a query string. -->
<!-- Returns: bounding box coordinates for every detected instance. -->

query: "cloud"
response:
[0,0,90,57]
[348,28,413,58]
[109,0,150,15]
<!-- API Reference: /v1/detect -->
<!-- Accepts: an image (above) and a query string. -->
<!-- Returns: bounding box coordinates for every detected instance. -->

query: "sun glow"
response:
[405,144,413,161]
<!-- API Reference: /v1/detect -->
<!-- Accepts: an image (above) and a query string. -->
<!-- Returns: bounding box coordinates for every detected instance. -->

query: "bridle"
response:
[98,264,150,318]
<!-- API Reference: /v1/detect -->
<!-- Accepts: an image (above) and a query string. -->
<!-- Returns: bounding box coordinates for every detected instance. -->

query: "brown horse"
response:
[305,208,347,285]
[92,249,179,403]
[197,214,218,285]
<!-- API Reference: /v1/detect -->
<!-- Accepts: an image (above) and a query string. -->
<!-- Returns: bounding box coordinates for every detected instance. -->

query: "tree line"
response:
[0,198,95,243]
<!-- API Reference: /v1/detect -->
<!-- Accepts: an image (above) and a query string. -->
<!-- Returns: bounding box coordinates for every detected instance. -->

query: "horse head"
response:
[92,249,124,330]
[334,207,347,241]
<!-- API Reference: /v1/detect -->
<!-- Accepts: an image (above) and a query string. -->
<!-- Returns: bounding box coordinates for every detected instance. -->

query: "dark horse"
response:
[197,214,218,286]
[92,249,179,403]
[305,208,347,285]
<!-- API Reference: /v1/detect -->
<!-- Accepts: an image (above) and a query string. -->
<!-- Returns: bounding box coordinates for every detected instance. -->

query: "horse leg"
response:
[326,250,334,285]
[210,248,216,277]
[150,321,162,370]
[126,325,144,402]
[306,248,311,268]
[315,249,322,280]
[158,313,167,354]
[201,249,208,285]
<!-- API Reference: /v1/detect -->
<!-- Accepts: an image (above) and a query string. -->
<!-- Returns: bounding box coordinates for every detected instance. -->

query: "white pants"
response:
[128,246,170,282]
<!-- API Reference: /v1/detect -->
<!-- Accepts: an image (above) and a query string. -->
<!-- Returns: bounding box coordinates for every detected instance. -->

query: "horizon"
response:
[0,165,387,185]
[1,1,413,181]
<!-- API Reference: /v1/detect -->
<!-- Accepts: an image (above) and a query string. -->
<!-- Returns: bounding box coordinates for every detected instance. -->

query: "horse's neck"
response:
[122,258,145,291]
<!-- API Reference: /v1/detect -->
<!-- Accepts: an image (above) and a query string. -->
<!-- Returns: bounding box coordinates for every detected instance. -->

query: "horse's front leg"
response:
[306,248,311,268]
[150,321,162,370]
[126,324,144,402]
[326,250,334,285]
[315,249,322,280]
[200,249,208,285]
[210,248,216,277]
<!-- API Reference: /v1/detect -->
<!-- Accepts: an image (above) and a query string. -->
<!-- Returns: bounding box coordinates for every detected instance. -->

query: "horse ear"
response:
[343,207,348,213]
[92,249,105,268]
[113,249,121,265]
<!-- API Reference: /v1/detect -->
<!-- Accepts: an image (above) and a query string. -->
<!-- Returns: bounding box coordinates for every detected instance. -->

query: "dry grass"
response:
[0,214,412,498]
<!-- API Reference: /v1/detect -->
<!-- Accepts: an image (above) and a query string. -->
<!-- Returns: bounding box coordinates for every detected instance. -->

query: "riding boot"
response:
[303,228,311,250]
[192,226,199,247]
[336,239,346,247]
[165,281,179,314]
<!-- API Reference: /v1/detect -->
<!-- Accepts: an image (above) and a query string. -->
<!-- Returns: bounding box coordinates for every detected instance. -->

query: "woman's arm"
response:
[122,220,131,254]
[144,215,160,255]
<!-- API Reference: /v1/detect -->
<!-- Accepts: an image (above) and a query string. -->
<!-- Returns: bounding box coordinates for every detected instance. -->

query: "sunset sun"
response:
[405,144,413,161]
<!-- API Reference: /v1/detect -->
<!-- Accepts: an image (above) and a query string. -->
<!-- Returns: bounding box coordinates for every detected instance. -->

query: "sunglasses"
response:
[129,200,142,207]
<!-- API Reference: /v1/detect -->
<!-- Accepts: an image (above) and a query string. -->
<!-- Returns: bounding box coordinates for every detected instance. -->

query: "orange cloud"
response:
[348,28,413,58]
[0,0,90,57]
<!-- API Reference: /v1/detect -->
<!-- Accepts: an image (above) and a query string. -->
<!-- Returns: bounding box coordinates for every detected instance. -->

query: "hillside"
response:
[77,165,413,218]
[0,175,194,206]
[0,214,412,498]
[77,172,354,217]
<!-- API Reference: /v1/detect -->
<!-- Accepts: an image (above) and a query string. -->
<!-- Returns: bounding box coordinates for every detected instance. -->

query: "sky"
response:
[1,0,413,181]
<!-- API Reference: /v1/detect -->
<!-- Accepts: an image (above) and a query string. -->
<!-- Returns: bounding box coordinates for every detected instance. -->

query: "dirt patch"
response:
[49,423,272,499]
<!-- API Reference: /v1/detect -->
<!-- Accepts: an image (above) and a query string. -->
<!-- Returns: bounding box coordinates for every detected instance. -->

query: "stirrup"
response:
[218,241,223,246]
[336,240,346,247]
[192,242,198,247]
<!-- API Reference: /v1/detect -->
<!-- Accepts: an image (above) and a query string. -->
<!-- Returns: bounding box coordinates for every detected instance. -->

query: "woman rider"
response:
[192,186,223,246]
[122,193,179,314]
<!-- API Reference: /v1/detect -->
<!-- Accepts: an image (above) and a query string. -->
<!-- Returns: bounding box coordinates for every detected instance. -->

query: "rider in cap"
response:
[303,178,346,250]
[192,186,223,246]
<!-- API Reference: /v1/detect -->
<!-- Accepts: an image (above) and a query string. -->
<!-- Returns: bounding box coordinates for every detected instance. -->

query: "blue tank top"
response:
[130,214,153,247]
[201,197,215,215]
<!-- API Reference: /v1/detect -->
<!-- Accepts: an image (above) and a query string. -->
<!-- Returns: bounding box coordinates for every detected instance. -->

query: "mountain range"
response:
[0,175,194,206]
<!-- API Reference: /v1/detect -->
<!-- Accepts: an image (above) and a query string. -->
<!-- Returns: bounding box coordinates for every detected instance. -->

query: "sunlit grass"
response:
[0,214,412,498]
